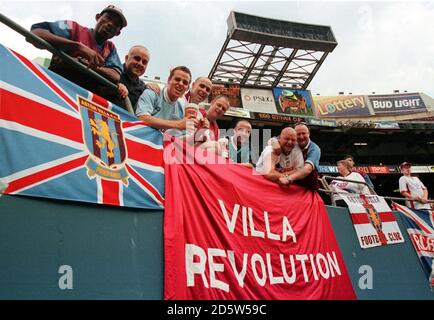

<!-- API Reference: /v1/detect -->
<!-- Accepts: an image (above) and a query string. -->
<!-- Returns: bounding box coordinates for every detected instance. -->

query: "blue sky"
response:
[1,0,433,97]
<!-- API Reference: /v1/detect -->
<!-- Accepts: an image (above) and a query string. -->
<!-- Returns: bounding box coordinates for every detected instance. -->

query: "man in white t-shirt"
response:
[330,160,370,206]
[399,162,430,210]
[256,127,304,182]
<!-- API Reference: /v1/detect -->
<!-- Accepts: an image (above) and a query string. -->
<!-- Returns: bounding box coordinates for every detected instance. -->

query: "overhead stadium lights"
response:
[353,142,368,146]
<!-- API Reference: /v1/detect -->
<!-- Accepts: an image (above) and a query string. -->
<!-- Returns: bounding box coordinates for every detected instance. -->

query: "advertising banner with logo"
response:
[273,88,314,117]
[374,122,400,130]
[211,84,242,108]
[313,95,372,118]
[369,166,390,174]
[240,88,277,113]
[409,166,430,173]
[164,139,356,299]
[341,194,405,249]
[318,166,338,174]
[307,118,337,127]
[355,166,370,175]
[252,112,304,124]
[368,93,427,115]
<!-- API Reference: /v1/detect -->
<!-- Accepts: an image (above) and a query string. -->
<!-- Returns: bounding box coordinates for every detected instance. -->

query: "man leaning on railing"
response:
[399,162,431,210]
[30,5,127,101]
[329,160,371,207]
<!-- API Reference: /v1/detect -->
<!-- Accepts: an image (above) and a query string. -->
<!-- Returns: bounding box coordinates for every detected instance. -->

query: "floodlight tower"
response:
[209,11,338,89]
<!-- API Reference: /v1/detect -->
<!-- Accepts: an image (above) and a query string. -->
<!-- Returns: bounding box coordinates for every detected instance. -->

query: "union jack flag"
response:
[0,44,164,209]
[394,203,434,288]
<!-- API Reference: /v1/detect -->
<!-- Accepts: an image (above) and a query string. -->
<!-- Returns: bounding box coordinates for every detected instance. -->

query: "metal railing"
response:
[319,175,434,208]
[0,12,134,114]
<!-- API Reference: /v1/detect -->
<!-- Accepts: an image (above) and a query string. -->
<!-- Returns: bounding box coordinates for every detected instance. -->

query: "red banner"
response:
[369,166,390,174]
[164,140,356,300]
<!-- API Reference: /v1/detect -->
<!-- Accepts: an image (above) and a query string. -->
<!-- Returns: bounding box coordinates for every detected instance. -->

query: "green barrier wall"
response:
[327,206,433,299]
[0,195,163,299]
[0,195,433,299]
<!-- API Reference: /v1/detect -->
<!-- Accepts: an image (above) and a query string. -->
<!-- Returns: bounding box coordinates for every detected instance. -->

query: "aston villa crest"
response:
[78,96,129,185]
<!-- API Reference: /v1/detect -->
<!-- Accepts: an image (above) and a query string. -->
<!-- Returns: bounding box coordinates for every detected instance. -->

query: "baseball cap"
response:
[399,162,411,168]
[100,5,127,28]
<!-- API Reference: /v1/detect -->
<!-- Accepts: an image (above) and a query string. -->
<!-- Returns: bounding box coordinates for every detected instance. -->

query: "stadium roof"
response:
[209,11,338,89]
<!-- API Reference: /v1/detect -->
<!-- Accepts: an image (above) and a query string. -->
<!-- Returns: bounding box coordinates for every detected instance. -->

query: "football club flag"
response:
[0,44,164,209]
[341,194,404,249]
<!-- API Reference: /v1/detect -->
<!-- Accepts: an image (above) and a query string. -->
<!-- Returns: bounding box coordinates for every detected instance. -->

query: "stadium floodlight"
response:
[209,11,338,89]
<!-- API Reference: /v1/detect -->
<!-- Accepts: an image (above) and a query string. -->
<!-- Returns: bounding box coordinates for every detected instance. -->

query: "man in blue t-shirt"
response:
[279,124,321,190]
[135,66,193,134]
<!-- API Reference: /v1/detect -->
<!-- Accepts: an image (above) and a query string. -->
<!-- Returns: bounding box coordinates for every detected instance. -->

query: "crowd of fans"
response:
[29,5,432,209]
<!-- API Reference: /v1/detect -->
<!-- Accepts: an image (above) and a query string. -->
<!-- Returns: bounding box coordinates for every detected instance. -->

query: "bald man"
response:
[256,127,304,182]
[185,77,213,104]
[108,45,161,111]
[279,124,321,190]
[121,45,150,107]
